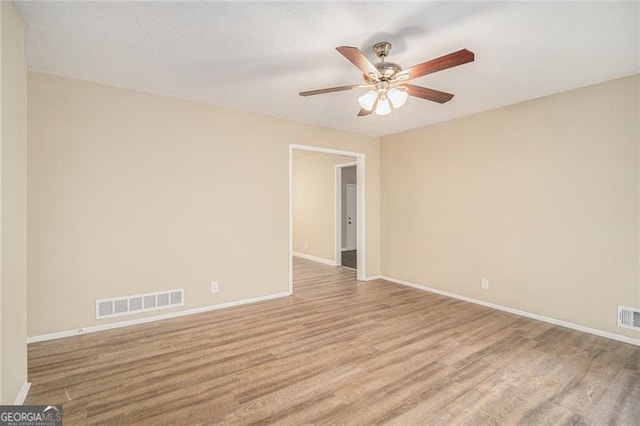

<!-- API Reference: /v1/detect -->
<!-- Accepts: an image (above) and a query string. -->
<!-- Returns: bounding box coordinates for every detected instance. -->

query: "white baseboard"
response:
[14,382,31,405]
[381,275,640,347]
[365,275,382,281]
[27,291,291,344]
[292,252,336,266]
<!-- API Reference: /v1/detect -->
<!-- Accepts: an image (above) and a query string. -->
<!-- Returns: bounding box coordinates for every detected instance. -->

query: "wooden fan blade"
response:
[403,84,454,103]
[401,49,474,81]
[299,85,359,97]
[336,46,381,78]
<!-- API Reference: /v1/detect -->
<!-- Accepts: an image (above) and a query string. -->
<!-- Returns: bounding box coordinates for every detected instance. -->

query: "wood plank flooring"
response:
[26,258,640,424]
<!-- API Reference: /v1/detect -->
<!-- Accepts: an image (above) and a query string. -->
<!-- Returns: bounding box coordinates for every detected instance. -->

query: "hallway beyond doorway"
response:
[341,250,356,269]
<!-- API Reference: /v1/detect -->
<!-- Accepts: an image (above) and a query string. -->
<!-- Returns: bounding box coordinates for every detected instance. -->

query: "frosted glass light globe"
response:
[387,87,408,108]
[375,97,391,115]
[358,90,378,111]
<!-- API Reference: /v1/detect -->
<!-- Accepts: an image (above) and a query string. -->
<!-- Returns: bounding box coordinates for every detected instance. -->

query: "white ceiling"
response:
[16,1,639,137]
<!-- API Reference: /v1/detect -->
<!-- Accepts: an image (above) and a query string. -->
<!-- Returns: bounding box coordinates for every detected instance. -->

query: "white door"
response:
[346,184,357,251]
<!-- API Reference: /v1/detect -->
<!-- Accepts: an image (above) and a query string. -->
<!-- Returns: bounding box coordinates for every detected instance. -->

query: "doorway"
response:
[289,144,366,292]
[343,183,357,269]
[336,164,357,270]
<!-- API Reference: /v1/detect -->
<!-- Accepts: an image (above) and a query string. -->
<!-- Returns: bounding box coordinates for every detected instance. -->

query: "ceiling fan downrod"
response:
[372,42,402,80]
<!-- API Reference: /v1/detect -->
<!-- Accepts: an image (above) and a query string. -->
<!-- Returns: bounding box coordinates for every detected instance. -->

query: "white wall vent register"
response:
[96,289,184,319]
[617,306,640,331]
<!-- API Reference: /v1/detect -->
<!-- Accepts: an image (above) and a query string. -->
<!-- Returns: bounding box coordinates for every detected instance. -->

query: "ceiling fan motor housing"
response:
[375,61,402,78]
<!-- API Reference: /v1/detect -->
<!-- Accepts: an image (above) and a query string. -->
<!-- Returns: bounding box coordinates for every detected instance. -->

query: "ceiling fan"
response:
[299,42,474,116]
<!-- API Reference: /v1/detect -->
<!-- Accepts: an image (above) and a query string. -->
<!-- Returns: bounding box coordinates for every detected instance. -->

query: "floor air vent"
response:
[96,289,184,319]
[617,306,640,330]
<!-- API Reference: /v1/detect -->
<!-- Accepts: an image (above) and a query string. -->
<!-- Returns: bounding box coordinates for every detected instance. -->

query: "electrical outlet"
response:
[481,278,489,290]
[211,281,219,293]
[304,242,309,249]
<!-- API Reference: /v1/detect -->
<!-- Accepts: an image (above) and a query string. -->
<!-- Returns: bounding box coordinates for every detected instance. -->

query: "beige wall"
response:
[1,1,28,403]
[292,152,354,262]
[381,75,640,338]
[27,73,380,337]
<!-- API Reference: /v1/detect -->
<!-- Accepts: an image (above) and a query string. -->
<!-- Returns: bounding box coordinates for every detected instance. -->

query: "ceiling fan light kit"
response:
[358,85,408,115]
[300,41,475,117]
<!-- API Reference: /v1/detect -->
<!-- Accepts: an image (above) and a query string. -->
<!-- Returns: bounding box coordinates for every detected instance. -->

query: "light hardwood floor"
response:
[27,258,640,424]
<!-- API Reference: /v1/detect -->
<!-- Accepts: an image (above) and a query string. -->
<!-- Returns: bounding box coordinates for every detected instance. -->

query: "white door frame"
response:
[334,161,357,267]
[289,144,366,293]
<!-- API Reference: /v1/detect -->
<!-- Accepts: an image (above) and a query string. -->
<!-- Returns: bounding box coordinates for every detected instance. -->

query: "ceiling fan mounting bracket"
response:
[373,41,392,59]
